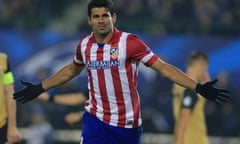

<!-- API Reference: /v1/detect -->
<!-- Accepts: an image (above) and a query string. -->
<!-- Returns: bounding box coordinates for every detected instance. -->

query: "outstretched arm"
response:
[14,63,85,103]
[42,63,84,90]
[151,58,230,105]
[151,58,197,90]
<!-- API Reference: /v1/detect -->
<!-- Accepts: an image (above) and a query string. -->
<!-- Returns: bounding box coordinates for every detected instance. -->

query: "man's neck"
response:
[94,29,114,43]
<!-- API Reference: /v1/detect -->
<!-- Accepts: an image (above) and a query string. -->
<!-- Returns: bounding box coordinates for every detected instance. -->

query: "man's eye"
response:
[103,14,110,17]
[92,15,99,18]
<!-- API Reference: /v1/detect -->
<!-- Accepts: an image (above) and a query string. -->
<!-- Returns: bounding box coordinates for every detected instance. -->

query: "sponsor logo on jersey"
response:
[87,60,120,70]
[110,47,119,59]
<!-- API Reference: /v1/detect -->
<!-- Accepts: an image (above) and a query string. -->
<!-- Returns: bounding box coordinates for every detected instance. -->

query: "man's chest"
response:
[83,43,126,70]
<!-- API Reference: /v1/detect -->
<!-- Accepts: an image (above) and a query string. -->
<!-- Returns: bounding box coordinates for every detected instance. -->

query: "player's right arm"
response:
[42,37,87,90]
[14,63,84,103]
[42,63,84,91]
[175,89,198,144]
[14,39,86,103]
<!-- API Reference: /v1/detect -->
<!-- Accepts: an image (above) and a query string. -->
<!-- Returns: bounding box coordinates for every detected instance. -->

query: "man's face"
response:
[88,7,116,35]
[194,60,209,81]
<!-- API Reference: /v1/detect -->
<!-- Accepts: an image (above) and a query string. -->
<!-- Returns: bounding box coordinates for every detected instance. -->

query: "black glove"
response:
[195,79,230,105]
[13,80,45,103]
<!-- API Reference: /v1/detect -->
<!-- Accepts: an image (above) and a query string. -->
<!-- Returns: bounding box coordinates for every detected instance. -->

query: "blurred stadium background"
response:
[0,0,240,143]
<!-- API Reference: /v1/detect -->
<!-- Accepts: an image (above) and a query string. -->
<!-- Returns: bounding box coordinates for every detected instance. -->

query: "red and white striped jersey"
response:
[73,28,158,128]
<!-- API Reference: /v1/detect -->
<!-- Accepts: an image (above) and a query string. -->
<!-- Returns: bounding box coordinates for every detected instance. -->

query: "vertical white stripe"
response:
[118,32,135,128]
[103,44,118,126]
[90,44,104,121]
[81,34,92,64]
[138,114,142,126]
[74,36,91,65]
[80,136,83,144]
[131,63,137,81]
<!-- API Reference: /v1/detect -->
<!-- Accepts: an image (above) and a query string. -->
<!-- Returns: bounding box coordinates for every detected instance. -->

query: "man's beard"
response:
[98,26,112,35]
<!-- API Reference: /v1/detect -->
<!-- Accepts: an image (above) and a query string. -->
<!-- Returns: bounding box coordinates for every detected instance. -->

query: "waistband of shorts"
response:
[83,112,142,131]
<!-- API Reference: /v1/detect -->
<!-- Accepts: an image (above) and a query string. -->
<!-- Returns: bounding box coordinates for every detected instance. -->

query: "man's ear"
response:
[112,13,117,24]
[88,17,92,26]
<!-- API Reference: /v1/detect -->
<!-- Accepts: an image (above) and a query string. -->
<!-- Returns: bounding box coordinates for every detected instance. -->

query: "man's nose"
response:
[98,17,104,23]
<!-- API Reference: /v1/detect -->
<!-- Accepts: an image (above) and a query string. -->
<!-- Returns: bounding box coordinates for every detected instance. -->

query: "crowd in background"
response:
[0,0,240,34]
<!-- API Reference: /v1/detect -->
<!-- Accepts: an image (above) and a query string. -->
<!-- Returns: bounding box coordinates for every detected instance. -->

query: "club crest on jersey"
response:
[110,48,119,59]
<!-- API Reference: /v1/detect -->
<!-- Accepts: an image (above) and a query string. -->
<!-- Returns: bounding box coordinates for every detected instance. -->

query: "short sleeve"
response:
[127,34,158,67]
[181,89,198,110]
[3,58,14,85]
[73,41,85,66]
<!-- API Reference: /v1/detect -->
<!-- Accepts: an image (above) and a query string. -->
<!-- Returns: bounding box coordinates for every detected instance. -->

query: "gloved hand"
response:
[13,80,45,103]
[195,79,230,105]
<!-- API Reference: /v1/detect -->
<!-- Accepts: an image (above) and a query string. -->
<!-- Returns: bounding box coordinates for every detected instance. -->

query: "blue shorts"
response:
[81,112,142,144]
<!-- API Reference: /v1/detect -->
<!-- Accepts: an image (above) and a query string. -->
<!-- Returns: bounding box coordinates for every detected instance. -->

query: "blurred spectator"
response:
[216,71,240,136]
[65,111,84,126]
[25,105,53,144]
[206,71,240,136]
[193,0,218,25]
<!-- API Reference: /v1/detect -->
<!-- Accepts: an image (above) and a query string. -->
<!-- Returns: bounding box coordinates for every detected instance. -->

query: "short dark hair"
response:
[88,0,115,17]
[187,51,209,66]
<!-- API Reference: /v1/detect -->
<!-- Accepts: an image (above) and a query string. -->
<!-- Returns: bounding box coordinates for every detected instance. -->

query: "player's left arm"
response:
[128,35,198,90]
[130,35,230,104]
[175,89,198,144]
[151,58,230,104]
[151,59,197,90]
[3,59,22,143]
[128,35,197,90]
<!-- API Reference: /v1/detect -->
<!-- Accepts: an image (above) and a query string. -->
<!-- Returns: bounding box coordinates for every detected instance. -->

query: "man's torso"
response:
[74,29,158,128]
[173,84,209,144]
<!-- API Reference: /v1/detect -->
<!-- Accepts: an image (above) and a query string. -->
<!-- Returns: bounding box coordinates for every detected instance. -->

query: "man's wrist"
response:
[49,96,55,103]
[37,83,45,93]
[195,83,202,94]
[8,121,17,129]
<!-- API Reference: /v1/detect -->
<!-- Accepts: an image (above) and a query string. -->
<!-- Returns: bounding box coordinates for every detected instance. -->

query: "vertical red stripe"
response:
[110,32,126,127]
[126,37,140,128]
[111,66,126,127]
[96,47,111,123]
